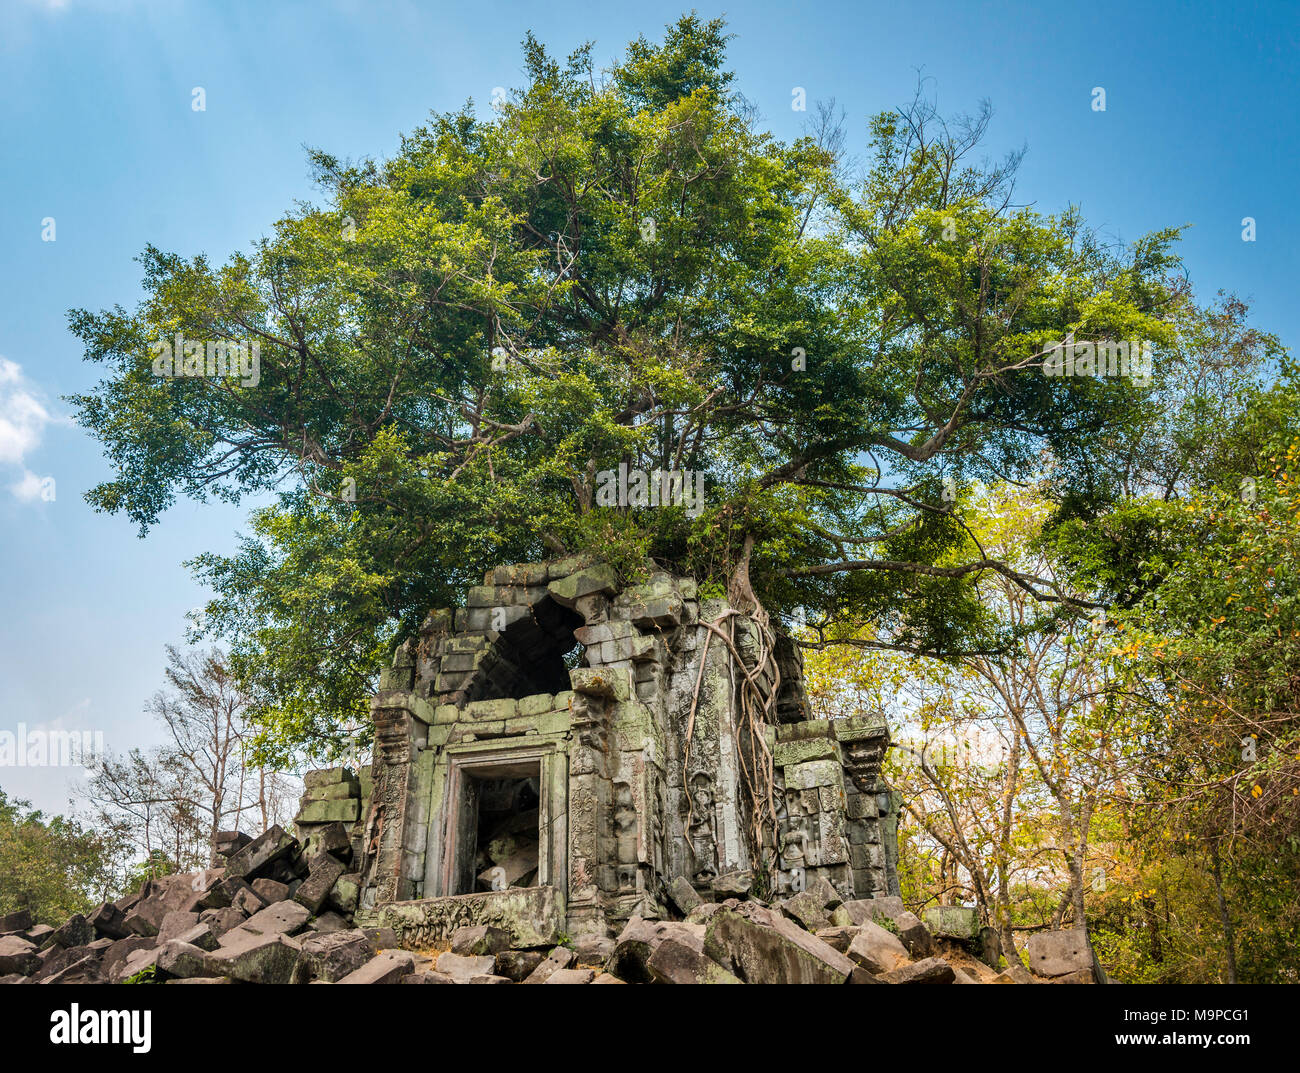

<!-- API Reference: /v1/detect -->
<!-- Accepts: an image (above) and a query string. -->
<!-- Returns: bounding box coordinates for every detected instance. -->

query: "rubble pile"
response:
[0,823,1099,984]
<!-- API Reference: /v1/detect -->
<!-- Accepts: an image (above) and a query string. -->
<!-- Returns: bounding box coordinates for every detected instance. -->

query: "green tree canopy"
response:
[68,14,1283,761]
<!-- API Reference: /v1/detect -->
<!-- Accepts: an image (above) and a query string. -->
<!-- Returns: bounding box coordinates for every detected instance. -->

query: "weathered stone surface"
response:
[880,955,956,984]
[574,935,615,964]
[23,923,54,946]
[1026,930,1095,978]
[450,925,512,956]
[363,886,563,950]
[569,666,630,700]
[647,938,743,984]
[547,564,619,607]
[304,821,353,862]
[666,876,702,915]
[363,926,400,951]
[46,914,93,950]
[813,925,860,954]
[87,902,129,940]
[293,930,373,983]
[773,737,841,767]
[712,870,753,896]
[194,877,235,911]
[198,907,247,939]
[337,950,414,984]
[231,885,269,917]
[975,926,1002,969]
[1044,968,1096,985]
[476,842,538,889]
[0,935,39,976]
[224,899,310,943]
[294,852,346,914]
[214,830,253,858]
[841,897,931,956]
[297,799,360,824]
[892,911,933,957]
[207,932,302,984]
[684,903,722,926]
[629,593,683,630]
[224,825,298,880]
[846,921,909,974]
[166,977,234,985]
[402,971,455,984]
[704,908,853,985]
[606,919,705,983]
[923,904,982,941]
[175,922,218,952]
[808,875,844,910]
[522,946,576,984]
[494,949,545,981]
[0,909,34,934]
[330,873,361,914]
[311,910,351,934]
[435,952,496,983]
[545,967,596,984]
[779,891,832,932]
[304,767,359,791]
[469,973,512,984]
[157,910,200,944]
[156,940,219,980]
[33,943,102,983]
[101,936,156,981]
[840,896,900,925]
[37,953,105,985]
[114,945,161,983]
[251,878,290,903]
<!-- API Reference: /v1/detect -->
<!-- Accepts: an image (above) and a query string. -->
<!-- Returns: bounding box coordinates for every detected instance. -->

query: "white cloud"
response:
[0,357,51,463]
[0,356,59,502]
[9,469,46,501]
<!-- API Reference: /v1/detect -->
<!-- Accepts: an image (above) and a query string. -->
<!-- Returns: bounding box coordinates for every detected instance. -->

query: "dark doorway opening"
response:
[452,759,542,894]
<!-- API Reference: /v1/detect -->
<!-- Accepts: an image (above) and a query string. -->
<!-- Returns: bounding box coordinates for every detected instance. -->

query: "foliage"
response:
[65,14,1237,760]
[0,789,125,925]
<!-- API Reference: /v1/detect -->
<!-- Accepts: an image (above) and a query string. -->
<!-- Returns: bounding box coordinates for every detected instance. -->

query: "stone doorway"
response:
[458,771,541,894]
[441,749,562,897]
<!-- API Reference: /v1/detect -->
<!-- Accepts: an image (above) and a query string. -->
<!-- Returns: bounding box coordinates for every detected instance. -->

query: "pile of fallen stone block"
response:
[0,821,381,985]
[0,816,1101,984]
[562,879,1102,985]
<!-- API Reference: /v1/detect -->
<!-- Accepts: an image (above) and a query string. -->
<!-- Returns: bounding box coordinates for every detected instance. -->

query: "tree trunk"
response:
[1209,843,1239,984]
[996,732,1031,977]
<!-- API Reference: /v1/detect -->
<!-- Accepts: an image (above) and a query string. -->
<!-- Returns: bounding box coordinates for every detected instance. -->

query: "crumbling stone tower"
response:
[310,557,900,945]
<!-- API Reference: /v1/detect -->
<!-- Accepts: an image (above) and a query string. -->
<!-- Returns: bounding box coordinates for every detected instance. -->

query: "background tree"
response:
[80,646,299,873]
[0,789,124,924]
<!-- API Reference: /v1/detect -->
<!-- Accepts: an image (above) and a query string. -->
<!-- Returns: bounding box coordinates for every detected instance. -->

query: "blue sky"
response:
[1,0,1296,814]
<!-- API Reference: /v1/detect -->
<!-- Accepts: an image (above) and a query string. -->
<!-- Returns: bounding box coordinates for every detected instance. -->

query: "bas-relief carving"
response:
[681,770,719,884]
[612,778,638,891]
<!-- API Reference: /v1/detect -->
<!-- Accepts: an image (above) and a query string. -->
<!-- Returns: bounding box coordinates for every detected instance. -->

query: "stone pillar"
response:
[359,642,429,907]
[566,670,619,939]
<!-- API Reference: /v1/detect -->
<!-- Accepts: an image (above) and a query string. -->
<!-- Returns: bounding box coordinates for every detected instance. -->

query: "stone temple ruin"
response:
[297,557,901,946]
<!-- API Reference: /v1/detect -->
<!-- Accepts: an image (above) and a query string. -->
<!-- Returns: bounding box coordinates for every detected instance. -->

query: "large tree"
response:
[67,14,1272,762]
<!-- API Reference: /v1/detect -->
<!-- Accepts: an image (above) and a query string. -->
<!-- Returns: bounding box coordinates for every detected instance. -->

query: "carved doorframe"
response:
[425,738,567,899]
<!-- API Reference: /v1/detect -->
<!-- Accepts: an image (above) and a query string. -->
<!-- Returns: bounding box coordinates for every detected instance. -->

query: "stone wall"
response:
[296,556,900,942]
